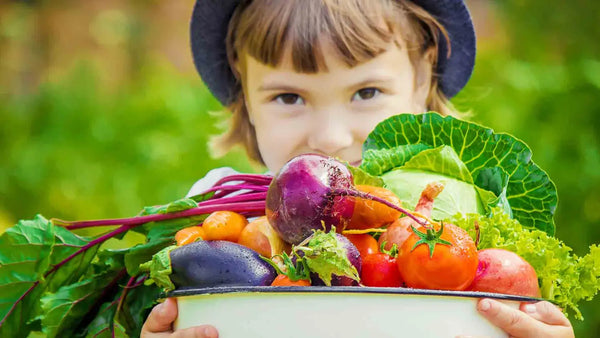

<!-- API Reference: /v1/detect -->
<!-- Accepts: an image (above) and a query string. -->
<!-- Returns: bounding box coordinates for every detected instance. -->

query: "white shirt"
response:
[185,167,241,198]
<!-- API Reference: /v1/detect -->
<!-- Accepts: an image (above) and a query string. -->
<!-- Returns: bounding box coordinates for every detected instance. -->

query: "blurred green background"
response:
[0,0,598,336]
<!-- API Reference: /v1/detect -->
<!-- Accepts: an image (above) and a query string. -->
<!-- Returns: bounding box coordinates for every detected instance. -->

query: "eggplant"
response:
[170,240,277,289]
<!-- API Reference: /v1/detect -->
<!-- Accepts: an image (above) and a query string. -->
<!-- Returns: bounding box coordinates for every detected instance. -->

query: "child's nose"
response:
[307,111,354,155]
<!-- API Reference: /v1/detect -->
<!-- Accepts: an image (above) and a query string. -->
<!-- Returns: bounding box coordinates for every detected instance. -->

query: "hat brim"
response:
[190,0,476,105]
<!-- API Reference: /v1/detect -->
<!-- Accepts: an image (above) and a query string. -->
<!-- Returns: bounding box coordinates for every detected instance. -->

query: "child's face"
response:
[241,40,431,173]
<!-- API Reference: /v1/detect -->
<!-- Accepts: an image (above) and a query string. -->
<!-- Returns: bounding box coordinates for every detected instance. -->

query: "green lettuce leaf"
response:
[297,229,360,286]
[362,112,557,235]
[450,209,600,320]
[139,245,177,292]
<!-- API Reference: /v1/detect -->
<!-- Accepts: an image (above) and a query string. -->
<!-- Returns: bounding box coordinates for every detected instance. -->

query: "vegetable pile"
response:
[1,113,599,338]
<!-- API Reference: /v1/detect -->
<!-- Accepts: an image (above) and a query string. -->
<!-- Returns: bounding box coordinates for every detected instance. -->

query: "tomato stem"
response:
[410,222,452,258]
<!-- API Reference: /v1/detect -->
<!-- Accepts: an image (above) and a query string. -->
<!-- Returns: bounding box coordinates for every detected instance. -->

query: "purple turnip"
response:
[266,154,428,245]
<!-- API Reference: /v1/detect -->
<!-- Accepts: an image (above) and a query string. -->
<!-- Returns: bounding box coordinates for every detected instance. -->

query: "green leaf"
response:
[402,146,474,183]
[361,144,431,176]
[362,113,557,235]
[0,215,98,337]
[116,284,161,338]
[381,169,490,220]
[139,245,177,292]
[347,165,384,187]
[83,299,128,338]
[40,269,126,337]
[125,215,204,276]
[0,216,55,337]
[138,198,197,217]
[298,229,360,286]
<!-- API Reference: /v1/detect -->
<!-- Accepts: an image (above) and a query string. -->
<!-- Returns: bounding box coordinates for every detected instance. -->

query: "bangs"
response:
[228,0,419,73]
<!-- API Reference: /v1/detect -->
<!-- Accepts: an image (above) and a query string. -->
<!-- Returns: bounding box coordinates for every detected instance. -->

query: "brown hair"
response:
[212,0,459,165]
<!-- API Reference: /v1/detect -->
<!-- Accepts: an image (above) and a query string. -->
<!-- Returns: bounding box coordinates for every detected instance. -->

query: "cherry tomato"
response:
[361,253,403,287]
[175,226,205,246]
[397,223,478,291]
[347,185,402,230]
[271,274,311,286]
[345,234,379,258]
[202,211,248,242]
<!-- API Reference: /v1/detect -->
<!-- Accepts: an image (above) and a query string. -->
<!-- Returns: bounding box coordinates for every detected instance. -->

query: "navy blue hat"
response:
[190,0,476,105]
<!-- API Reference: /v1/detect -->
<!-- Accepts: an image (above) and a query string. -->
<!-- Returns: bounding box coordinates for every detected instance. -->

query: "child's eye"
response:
[352,87,381,101]
[274,93,304,105]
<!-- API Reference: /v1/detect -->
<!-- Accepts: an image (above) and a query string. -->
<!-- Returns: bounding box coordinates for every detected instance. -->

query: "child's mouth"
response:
[350,160,362,167]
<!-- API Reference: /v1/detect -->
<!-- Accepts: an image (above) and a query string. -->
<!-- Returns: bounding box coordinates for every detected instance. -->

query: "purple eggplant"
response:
[170,240,277,289]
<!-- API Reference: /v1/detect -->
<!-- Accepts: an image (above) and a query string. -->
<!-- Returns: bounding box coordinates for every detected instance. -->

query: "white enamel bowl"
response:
[170,286,539,338]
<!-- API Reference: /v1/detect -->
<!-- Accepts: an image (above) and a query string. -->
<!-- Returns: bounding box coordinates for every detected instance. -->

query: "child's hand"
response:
[141,298,219,338]
[457,298,574,338]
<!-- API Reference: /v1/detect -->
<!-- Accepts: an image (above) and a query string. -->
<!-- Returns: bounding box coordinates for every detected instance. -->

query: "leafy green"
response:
[362,113,558,235]
[139,245,177,292]
[83,299,128,338]
[0,215,99,337]
[0,196,209,337]
[39,269,125,337]
[347,164,384,187]
[380,146,499,220]
[450,209,600,319]
[296,229,360,286]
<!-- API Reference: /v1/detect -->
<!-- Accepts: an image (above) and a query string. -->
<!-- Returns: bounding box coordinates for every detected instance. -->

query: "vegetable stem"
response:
[333,188,430,228]
[54,201,265,230]
[212,174,272,187]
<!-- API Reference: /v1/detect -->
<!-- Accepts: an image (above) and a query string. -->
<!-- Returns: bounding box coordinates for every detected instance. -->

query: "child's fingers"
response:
[171,326,219,338]
[477,298,546,337]
[141,298,178,335]
[520,301,572,327]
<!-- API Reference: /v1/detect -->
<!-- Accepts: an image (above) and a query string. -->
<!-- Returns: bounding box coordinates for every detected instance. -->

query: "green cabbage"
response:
[361,112,557,235]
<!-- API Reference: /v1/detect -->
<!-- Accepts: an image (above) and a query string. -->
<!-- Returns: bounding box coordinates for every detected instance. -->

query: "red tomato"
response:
[345,234,379,258]
[361,253,403,287]
[397,223,478,291]
[271,275,311,286]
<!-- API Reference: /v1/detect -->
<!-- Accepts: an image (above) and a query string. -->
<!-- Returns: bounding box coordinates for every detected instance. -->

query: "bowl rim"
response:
[166,286,543,303]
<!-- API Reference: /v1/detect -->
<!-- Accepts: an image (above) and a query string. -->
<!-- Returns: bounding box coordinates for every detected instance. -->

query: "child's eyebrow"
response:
[258,83,307,94]
[347,76,396,90]
[258,76,396,93]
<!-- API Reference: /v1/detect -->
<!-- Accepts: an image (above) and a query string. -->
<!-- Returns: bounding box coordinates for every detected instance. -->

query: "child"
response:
[141,0,575,337]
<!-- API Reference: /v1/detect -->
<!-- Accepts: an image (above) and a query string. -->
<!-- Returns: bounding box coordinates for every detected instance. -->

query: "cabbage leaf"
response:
[361,113,557,235]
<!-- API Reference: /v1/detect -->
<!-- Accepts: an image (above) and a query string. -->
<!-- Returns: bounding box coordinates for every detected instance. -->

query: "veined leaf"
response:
[361,113,557,235]
[116,284,161,338]
[83,299,128,338]
[346,164,384,187]
[0,215,98,337]
[40,269,127,337]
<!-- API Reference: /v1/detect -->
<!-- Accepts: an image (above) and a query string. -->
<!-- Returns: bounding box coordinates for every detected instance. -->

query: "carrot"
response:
[270,274,311,286]
[202,210,248,242]
[175,226,205,246]
[346,185,402,230]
